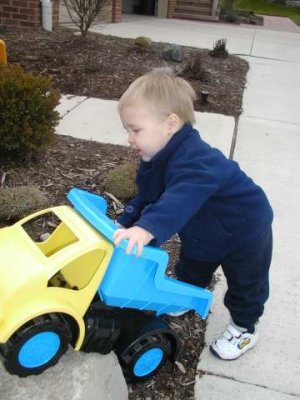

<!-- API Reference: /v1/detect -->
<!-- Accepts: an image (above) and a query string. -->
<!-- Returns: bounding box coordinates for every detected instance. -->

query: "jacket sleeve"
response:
[134,147,227,245]
[117,194,148,228]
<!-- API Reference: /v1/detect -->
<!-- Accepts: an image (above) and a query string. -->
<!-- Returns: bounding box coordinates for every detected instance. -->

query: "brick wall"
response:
[112,0,121,22]
[52,0,59,26]
[0,0,60,29]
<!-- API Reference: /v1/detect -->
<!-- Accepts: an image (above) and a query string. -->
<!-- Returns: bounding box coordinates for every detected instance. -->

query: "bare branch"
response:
[63,0,108,38]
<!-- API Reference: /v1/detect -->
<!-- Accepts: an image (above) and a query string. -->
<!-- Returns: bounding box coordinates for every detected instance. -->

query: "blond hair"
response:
[118,69,196,124]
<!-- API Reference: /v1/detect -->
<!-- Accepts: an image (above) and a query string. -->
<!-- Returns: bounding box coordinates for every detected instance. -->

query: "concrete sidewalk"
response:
[56,95,235,156]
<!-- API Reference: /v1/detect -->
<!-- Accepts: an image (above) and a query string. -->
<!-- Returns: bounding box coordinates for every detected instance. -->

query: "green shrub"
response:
[225,8,239,22]
[0,186,49,222]
[210,38,229,58]
[0,64,60,161]
[104,162,138,201]
[134,36,153,48]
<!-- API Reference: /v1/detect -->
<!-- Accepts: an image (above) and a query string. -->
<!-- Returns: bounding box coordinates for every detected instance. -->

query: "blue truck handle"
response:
[67,187,169,263]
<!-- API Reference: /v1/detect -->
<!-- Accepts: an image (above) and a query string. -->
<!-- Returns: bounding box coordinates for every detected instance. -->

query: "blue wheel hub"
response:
[18,331,61,368]
[133,348,164,377]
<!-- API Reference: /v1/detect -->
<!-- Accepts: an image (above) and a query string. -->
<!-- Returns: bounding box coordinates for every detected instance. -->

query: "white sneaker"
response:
[210,321,258,360]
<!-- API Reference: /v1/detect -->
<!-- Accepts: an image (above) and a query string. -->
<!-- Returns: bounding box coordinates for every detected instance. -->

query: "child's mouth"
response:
[131,145,144,157]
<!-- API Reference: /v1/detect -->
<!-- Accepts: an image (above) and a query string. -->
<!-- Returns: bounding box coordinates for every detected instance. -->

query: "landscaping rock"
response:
[162,45,183,62]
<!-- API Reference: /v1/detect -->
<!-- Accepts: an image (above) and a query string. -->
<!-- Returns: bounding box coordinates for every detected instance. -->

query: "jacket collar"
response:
[136,123,197,199]
[142,123,196,169]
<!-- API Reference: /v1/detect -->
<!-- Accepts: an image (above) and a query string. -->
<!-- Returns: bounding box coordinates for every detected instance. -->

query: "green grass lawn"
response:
[223,0,300,25]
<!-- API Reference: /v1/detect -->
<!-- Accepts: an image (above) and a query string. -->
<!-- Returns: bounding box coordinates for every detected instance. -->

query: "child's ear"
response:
[167,113,181,133]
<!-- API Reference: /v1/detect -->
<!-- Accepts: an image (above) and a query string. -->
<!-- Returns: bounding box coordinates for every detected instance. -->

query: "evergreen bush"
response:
[210,38,229,58]
[0,186,49,222]
[104,162,138,201]
[134,36,153,48]
[0,64,60,161]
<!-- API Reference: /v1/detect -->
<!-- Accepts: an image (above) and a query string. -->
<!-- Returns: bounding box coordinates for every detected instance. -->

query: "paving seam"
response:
[249,28,258,56]
[60,96,89,117]
[242,114,300,127]
[198,371,300,397]
[235,53,300,64]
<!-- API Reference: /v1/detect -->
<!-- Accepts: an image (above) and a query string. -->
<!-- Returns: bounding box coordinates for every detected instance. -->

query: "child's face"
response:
[120,102,178,162]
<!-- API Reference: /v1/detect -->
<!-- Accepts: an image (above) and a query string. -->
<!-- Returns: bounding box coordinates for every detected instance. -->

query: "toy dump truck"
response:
[0,188,212,381]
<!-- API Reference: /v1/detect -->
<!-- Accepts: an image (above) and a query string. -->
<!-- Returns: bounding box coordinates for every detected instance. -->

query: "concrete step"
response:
[176,0,212,5]
[174,0,215,18]
[175,4,212,14]
[173,12,219,20]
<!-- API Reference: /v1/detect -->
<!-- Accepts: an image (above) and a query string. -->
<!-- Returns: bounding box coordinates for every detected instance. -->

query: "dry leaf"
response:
[175,360,186,374]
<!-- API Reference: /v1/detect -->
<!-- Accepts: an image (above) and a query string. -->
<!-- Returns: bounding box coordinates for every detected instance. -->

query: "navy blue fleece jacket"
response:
[118,123,273,261]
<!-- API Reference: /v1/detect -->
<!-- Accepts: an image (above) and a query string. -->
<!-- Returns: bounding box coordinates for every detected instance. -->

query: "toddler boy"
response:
[113,70,273,360]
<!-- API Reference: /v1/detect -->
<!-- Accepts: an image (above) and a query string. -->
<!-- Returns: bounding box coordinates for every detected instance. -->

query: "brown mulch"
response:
[0,25,248,399]
[1,26,248,117]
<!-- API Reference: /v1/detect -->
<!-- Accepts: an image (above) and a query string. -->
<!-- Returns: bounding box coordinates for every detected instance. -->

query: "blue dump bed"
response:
[67,188,212,318]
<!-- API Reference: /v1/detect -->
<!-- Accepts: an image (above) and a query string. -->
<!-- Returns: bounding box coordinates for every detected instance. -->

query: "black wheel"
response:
[118,333,172,382]
[0,314,71,377]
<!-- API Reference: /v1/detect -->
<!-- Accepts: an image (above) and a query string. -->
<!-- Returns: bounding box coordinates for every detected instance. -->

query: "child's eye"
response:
[124,127,141,135]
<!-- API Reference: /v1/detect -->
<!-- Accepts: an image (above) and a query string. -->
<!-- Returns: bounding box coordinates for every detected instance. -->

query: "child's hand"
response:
[113,226,154,257]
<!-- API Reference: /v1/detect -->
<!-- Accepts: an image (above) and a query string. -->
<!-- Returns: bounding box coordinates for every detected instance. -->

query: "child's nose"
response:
[128,133,135,145]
